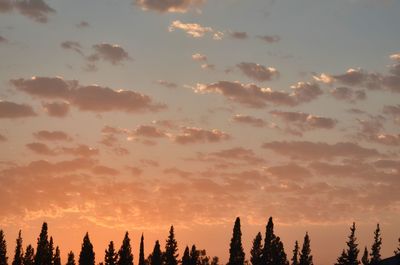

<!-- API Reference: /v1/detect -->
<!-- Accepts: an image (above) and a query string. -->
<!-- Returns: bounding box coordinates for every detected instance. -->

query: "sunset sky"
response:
[1,0,400,264]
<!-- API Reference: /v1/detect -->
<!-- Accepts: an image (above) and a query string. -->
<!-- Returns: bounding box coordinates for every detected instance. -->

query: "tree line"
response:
[0,217,399,265]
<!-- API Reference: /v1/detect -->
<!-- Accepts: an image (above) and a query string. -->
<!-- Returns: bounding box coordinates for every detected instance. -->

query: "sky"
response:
[0,0,400,264]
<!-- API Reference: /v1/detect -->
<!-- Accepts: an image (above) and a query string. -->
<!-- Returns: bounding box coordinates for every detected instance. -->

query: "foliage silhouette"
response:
[79,233,95,265]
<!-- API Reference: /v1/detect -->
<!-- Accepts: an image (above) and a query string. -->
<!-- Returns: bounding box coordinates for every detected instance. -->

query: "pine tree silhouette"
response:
[117,232,133,265]
[263,217,275,265]
[79,233,95,265]
[139,234,145,265]
[23,245,35,265]
[13,230,23,265]
[66,252,76,265]
[337,223,360,265]
[299,233,312,265]
[335,250,348,265]
[291,241,299,265]
[361,247,369,265]
[271,237,288,265]
[105,242,117,265]
[35,223,52,265]
[164,226,178,265]
[182,247,190,265]
[150,241,162,265]
[228,217,245,265]
[190,245,199,265]
[395,238,400,256]
[53,247,61,265]
[370,224,382,265]
[250,232,262,265]
[0,230,7,265]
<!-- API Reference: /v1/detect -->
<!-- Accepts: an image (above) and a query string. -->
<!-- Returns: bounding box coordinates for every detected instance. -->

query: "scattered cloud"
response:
[169,20,222,40]
[76,21,89,28]
[135,0,204,13]
[88,43,132,65]
[209,147,265,165]
[383,104,400,124]
[0,35,8,43]
[61,41,84,56]
[237,62,279,82]
[229,31,248,40]
[0,0,55,23]
[33,130,72,141]
[132,125,168,138]
[42,102,70,117]
[330,86,366,102]
[266,163,312,181]
[174,127,230,144]
[11,76,165,113]
[0,100,36,118]
[26,142,56,156]
[257,35,281,43]
[156,80,178,89]
[192,53,207,62]
[231,114,266,127]
[0,134,7,142]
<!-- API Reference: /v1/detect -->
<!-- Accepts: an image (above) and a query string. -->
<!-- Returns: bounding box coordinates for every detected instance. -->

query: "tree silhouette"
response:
[49,238,54,265]
[150,241,162,265]
[66,251,76,265]
[271,237,288,265]
[250,233,262,265]
[210,257,219,265]
[370,224,382,265]
[291,241,299,265]
[0,230,8,265]
[190,245,199,265]
[53,247,61,265]
[228,217,245,265]
[299,233,312,265]
[105,242,117,265]
[35,223,52,265]
[361,247,369,265]
[139,234,145,265]
[395,238,400,256]
[335,250,347,265]
[117,232,133,265]
[198,249,210,265]
[23,245,34,265]
[263,217,275,265]
[13,230,23,265]
[337,223,359,265]
[79,233,95,265]
[182,247,190,265]
[164,226,178,265]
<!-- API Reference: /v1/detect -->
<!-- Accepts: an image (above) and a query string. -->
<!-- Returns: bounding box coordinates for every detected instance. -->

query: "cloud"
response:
[42,102,70,117]
[156,80,178,89]
[237,62,279,82]
[0,134,7,142]
[262,141,380,160]
[229,31,248,40]
[61,41,84,56]
[174,127,230,144]
[0,35,8,43]
[135,0,204,13]
[11,76,165,113]
[0,100,36,118]
[92,165,119,176]
[330,86,366,102]
[26,142,56,156]
[89,43,132,65]
[192,53,207,62]
[14,0,55,23]
[266,163,312,181]
[193,81,322,108]
[60,145,99,157]
[0,0,13,12]
[132,125,167,138]
[231,114,266,127]
[33,130,72,141]
[169,20,221,39]
[257,35,280,43]
[356,116,400,146]
[209,147,265,165]
[76,21,89,28]
[383,104,400,124]
[270,110,337,135]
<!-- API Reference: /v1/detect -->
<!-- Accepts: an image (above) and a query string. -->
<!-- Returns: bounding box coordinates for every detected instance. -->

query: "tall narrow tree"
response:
[250,233,263,265]
[105,242,117,265]
[0,230,7,265]
[271,237,288,265]
[210,257,218,265]
[182,247,190,265]
[190,245,199,265]
[35,222,52,265]
[13,231,23,265]
[395,238,400,256]
[291,241,299,265]
[299,233,312,265]
[48,238,54,265]
[118,232,133,265]
[150,241,162,265]
[361,247,369,265]
[263,217,275,265]
[66,252,75,265]
[79,233,95,265]
[346,223,360,265]
[139,234,145,265]
[23,245,34,265]
[228,217,245,265]
[370,224,382,265]
[164,226,178,265]
[335,250,347,265]
[53,247,61,265]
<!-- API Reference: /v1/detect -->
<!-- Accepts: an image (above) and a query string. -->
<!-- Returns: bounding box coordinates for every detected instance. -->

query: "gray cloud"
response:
[237,62,279,82]
[89,43,132,65]
[231,114,266,127]
[0,100,36,118]
[257,35,280,43]
[42,102,70,118]
[135,0,204,13]
[0,0,55,23]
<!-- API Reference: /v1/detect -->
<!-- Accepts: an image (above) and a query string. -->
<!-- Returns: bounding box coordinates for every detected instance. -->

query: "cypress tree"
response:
[395,238,400,256]
[198,250,209,265]
[53,247,61,265]
[79,233,95,265]
[370,224,382,265]
[291,241,299,265]
[118,232,133,265]
[272,237,288,265]
[105,242,117,265]
[299,233,312,265]
[250,233,262,265]
[13,231,23,265]
[139,234,145,265]
[263,217,275,265]
[346,223,360,265]
[66,252,75,265]
[0,230,7,265]
[361,247,369,265]
[182,247,190,265]
[164,226,178,265]
[335,250,347,265]
[48,238,54,265]
[23,245,34,265]
[210,257,219,265]
[228,218,245,265]
[35,223,52,265]
[150,241,162,265]
[190,245,199,265]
